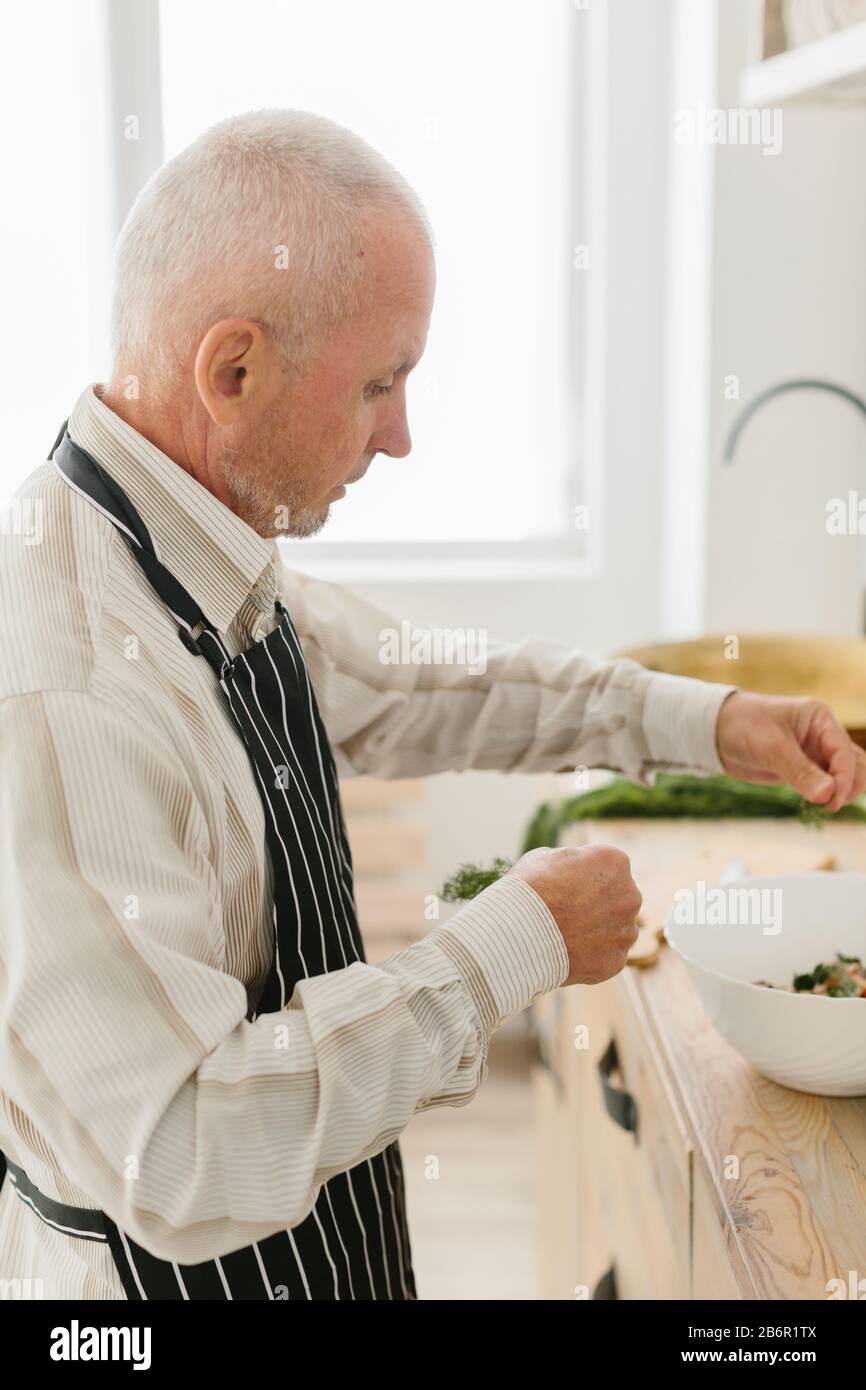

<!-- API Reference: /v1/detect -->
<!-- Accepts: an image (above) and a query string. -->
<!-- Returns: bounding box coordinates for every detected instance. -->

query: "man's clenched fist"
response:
[506,844,642,987]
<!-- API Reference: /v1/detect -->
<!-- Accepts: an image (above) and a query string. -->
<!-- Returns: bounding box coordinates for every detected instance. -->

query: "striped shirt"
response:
[0,384,735,1298]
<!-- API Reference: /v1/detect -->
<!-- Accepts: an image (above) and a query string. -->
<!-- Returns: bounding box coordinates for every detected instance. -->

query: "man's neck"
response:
[99,380,197,482]
[98,380,236,514]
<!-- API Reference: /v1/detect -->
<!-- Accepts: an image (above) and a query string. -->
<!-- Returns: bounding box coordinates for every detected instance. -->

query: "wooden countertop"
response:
[561,817,866,1300]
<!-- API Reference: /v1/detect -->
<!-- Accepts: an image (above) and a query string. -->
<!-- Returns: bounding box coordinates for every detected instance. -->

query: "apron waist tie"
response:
[3,1159,109,1244]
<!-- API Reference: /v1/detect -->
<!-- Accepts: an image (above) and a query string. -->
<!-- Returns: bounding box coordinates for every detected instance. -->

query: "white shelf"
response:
[741,19,866,106]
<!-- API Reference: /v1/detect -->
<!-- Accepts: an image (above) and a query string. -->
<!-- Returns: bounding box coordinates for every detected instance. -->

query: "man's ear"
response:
[194,319,268,425]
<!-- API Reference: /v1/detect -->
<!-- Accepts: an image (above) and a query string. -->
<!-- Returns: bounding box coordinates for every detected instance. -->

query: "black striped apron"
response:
[0,424,416,1300]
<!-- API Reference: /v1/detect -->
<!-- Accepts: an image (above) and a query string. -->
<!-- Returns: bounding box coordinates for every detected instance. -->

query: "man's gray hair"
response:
[110,108,433,396]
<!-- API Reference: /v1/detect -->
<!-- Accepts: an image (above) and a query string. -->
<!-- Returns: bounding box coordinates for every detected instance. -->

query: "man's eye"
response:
[367,382,393,398]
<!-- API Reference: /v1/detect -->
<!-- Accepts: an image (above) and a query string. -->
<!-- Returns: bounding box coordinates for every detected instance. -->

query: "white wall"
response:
[661,0,866,639]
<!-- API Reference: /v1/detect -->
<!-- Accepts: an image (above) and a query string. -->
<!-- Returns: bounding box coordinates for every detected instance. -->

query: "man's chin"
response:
[277,503,331,540]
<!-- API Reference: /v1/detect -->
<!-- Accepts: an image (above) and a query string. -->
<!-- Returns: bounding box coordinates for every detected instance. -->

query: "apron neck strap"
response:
[51,426,218,660]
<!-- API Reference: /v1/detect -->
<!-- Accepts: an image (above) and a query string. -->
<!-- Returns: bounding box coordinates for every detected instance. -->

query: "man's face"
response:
[223,211,436,538]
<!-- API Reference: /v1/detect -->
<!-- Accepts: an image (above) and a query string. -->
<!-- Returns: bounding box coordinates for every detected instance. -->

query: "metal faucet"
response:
[723,378,866,463]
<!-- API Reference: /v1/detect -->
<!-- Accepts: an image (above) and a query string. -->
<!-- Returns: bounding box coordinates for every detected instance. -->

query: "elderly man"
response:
[0,109,863,1302]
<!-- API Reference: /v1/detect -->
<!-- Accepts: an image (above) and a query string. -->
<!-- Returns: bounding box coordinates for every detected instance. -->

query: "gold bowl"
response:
[619,633,866,750]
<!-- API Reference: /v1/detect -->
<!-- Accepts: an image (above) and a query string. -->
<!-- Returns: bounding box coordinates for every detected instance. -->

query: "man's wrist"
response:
[641,671,739,773]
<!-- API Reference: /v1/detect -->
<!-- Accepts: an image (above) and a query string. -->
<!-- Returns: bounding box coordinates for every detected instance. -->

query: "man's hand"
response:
[716,691,866,813]
[506,844,642,987]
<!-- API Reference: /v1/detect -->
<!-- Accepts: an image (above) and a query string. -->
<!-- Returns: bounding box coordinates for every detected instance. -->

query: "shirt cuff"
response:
[641,671,738,773]
[424,874,569,1033]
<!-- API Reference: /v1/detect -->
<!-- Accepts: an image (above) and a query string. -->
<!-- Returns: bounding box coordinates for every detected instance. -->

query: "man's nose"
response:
[373,399,412,459]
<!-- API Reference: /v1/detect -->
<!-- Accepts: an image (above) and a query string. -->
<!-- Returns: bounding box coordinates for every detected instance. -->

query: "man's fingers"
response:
[779,725,835,804]
[849,745,866,802]
[810,706,859,811]
[719,693,866,811]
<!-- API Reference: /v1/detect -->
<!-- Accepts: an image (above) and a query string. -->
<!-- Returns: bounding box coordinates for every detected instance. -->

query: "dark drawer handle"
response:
[598,1037,639,1137]
[592,1264,618,1300]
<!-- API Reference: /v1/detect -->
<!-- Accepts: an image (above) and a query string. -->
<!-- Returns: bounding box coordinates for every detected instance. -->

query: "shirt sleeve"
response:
[0,689,567,1265]
[278,564,738,784]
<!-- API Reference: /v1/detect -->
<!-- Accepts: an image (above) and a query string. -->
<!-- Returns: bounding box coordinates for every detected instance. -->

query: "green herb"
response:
[519,774,866,854]
[440,856,513,903]
[829,978,860,997]
[798,799,830,828]
[794,963,833,991]
[792,959,863,996]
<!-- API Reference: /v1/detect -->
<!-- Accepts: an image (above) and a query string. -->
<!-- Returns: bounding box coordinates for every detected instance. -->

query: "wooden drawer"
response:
[597,974,693,1298]
[532,992,579,1300]
[532,984,613,1300]
[561,982,617,1299]
[609,973,692,1247]
[535,971,693,1300]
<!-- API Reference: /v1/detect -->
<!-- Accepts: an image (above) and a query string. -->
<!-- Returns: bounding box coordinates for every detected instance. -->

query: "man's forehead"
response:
[361,218,435,325]
[366,324,427,373]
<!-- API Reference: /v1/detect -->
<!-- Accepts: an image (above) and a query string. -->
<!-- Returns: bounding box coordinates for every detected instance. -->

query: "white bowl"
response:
[663,872,866,1096]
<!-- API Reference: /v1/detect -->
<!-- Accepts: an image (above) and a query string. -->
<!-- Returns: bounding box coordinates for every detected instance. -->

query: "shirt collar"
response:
[66,385,280,634]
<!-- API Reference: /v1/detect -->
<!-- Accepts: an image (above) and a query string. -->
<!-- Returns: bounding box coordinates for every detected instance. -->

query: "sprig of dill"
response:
[440,856,513,902]
[797,798,830,828]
